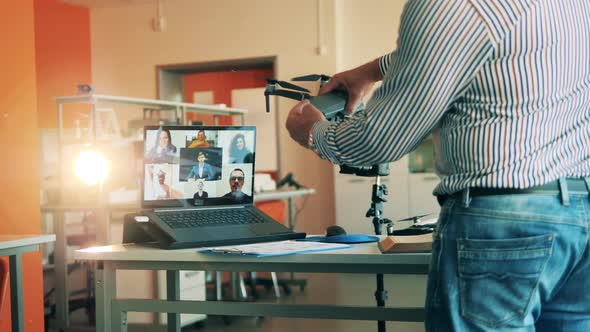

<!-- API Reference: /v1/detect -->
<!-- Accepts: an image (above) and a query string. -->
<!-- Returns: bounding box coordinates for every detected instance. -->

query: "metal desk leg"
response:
[54,210,69,329]
[216,272,222,300]
[110,300,128,332]
[96,261,116,332]
[166,271,180,332]
[285,197,306,291]
[9,253,24,332]
[271,272,281,298]
[230,272,240,300]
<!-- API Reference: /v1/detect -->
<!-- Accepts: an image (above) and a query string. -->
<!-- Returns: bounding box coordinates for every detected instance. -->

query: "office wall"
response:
[335,0,406,71]
[34,0,92,129]
[90,0,339,234]
[0,2,44,331]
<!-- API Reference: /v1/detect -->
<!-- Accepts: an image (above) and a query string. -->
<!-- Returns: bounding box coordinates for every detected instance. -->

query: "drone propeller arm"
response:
[264,90,310,112]
[265,90,310,102]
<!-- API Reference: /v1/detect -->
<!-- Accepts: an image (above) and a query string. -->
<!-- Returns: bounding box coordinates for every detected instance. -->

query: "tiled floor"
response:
[52,273,427,332]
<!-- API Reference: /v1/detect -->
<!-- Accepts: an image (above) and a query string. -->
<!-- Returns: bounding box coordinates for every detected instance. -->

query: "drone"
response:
[264,74,364,122]
[264,74,388,177]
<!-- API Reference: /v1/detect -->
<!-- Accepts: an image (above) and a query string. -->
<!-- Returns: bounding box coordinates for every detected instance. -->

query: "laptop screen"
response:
[143,125,256,208]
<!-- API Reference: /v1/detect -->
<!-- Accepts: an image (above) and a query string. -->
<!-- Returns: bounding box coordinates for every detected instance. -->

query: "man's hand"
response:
[319,59,382,114]
[286,100,325,147]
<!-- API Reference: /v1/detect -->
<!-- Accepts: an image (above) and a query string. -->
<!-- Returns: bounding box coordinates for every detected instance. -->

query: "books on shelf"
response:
[379,233,433,253]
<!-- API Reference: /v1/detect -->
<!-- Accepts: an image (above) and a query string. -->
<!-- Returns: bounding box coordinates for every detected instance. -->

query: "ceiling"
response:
[60,0,157,8]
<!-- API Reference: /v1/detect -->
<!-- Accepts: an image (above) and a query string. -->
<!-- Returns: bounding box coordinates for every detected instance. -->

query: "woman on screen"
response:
[228,133,253,163]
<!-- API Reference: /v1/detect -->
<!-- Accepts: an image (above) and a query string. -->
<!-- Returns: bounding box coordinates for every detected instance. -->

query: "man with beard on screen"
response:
[221,168,251,204]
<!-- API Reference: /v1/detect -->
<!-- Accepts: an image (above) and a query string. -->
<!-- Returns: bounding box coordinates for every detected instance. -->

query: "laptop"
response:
[123,125,306,249]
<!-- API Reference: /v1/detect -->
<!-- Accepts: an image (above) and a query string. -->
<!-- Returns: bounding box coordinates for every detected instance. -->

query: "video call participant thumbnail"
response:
[146,129,177,164]
[187,151,216,180]
[221,168,252,204]
[192,180,208,206]
[228,133,253,164]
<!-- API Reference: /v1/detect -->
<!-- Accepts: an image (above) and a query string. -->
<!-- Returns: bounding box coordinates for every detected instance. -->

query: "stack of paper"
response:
[201,240,351,257]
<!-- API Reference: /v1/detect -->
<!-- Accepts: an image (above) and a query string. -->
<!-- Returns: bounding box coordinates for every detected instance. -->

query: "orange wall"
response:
[35,0,92,129]
[183,68,273,125]
[0,1,44,331]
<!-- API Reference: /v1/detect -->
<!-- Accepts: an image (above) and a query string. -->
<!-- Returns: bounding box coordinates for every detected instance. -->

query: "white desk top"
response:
[74,240,430,267]
[0,234,56,250]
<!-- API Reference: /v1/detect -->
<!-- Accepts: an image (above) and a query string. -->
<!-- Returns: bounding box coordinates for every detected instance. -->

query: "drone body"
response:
[264,74,362,121]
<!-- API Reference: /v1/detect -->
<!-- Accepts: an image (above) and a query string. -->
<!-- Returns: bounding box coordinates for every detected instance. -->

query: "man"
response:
[187,151,216,181]
[287,1,590,331]
[222,168,252,204]
[192,180,208,206]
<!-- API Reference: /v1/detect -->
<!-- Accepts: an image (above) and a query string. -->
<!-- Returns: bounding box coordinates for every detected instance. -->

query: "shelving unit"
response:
[49,93,248,330]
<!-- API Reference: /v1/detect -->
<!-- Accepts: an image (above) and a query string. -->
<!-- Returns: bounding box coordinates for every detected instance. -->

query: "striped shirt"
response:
[312,0,590,195]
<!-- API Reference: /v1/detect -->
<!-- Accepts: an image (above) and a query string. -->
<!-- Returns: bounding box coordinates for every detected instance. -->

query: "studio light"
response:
[74,149,109,186]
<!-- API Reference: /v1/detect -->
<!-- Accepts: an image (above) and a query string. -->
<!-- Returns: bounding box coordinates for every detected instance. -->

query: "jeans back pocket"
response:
[458,234,554,328]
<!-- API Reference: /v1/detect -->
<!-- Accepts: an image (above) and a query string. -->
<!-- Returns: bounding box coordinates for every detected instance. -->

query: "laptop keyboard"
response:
[158,209,267,229]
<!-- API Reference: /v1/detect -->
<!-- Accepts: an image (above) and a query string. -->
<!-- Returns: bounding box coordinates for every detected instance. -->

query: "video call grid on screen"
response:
[143,126,256,207]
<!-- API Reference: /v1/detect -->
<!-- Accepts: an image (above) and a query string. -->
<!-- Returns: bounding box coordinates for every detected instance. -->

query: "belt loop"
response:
[462,188,471,208]
[583,177,590,202]
[558,177,570,206]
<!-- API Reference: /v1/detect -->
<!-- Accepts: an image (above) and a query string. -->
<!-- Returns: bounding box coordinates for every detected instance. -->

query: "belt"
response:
[438,177,590,207]
[469,178,590,196]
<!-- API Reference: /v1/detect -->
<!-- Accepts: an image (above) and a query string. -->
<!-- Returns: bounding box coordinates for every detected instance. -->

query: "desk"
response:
[43,188,315,329]
[75,242,430,332]
[0,234,56,332]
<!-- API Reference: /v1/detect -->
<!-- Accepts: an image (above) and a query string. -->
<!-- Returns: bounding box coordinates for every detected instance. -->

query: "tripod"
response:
[365,175,394,332]
[334,162,391,331]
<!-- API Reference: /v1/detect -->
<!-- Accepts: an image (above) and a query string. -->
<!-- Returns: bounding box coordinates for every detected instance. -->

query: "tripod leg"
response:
[375,273,388,332]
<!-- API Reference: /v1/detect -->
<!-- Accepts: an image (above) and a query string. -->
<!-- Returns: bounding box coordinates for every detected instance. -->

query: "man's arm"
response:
[312,1,493,166]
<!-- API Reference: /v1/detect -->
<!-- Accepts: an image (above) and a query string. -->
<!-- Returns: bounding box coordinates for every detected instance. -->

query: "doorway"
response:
[156,56,280,173]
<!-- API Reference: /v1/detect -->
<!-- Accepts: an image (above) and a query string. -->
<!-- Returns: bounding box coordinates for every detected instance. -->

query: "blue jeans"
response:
[425,192,590,331]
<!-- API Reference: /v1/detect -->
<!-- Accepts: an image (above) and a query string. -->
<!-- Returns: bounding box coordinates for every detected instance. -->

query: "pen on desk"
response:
[210,248,243,254]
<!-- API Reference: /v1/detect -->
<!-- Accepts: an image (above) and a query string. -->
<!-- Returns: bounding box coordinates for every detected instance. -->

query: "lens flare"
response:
[74,150,109,185]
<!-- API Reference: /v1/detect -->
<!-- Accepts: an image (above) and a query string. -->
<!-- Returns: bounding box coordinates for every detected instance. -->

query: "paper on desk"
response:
[415,217,438,226]
[200,240,351,257]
